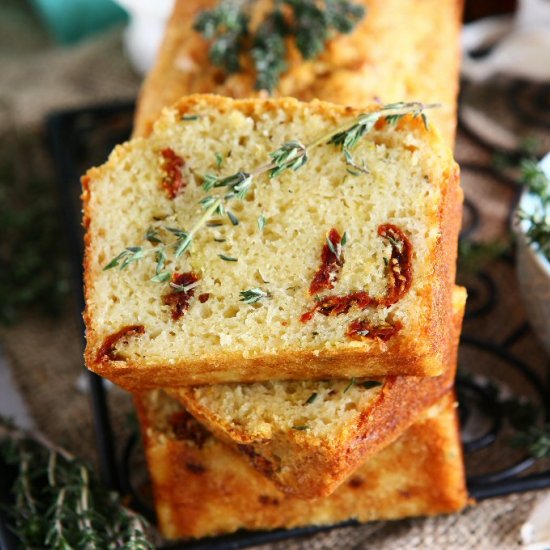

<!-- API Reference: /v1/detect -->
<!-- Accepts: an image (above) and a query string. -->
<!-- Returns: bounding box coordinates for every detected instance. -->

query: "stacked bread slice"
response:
[82,0,467,541]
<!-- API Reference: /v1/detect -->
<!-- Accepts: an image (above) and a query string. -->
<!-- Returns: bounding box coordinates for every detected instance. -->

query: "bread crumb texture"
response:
[179,378,383,439]
[84,95,459,386]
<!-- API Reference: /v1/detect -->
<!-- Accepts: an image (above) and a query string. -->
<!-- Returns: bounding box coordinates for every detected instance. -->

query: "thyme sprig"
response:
[105,102,437,288]
[194,0,365,92]
[344,149,369,176]
[0,419,153,549]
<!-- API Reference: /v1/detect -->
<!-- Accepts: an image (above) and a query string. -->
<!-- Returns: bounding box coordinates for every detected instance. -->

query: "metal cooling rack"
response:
[3,85,548,549]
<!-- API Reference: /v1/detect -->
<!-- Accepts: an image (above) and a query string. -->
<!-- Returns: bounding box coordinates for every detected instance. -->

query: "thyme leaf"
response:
[227,210,240,226]
[170,280,201,293]
[239,287,270,303]
[258,214,267,231]
[305,392,318,404]
[145,226,163,245]
[269,140,308,178]
[151,271,172,283]
[219,253,238,262]
[326,235,338,256]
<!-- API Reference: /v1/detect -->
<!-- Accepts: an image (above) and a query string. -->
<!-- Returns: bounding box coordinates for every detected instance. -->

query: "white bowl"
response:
[516,153,550,356]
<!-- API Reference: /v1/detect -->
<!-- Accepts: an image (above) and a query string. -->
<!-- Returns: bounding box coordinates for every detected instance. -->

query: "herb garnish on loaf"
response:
[169,285,465,499]
[83,95,462,389]
[193,0,366,92]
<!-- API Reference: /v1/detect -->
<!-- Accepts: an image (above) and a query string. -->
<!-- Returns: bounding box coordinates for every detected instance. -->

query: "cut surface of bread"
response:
[83,95,462,389]
[170,286,465,499]
[134,0,463,146]
[135,390,468,540]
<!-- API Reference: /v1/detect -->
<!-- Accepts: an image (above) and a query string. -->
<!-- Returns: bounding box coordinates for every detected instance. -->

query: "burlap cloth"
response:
[1,5,549,549]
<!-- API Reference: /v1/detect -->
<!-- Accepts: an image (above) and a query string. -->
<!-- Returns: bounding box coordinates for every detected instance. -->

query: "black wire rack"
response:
[2,84,550,549]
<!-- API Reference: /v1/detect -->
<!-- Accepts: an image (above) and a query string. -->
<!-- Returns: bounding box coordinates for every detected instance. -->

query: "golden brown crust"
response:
[134,0,463,146]
[169,287,465,499]
[83,95,462,389]
[86,346,441,391]
[135,391,468,540]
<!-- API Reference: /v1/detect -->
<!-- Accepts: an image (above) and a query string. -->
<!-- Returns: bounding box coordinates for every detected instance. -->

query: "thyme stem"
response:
[175,197,224,257]
[1,418,154,548]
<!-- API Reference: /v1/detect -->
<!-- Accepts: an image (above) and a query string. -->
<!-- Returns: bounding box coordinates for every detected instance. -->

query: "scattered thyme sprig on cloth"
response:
[193,0,365,92]
[0,419,153,549]
[105,102,438,288]
[518,158,550,260]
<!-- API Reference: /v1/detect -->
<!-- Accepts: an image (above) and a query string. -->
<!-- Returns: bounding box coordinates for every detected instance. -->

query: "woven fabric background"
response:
[1,7,549,549]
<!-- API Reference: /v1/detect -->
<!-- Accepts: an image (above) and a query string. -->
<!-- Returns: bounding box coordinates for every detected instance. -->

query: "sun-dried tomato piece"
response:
[163,272,200,320]
[198,293,210,303]
[160,147,186,199]
[97,324,145,361]
[309,228,345,295]
[347,319,403,341]
[169,411,209,447]
[300,291,374,322]
[378,223,413,306]
[300,224,413,322]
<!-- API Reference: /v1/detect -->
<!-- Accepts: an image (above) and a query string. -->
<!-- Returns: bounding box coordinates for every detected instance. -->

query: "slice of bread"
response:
[83,95,462,389]
[169,286,465,499]
[135,389,467,540]
[134,0,463,146]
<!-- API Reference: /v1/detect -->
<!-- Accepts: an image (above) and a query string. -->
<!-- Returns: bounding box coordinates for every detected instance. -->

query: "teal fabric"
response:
[30,0,127,44]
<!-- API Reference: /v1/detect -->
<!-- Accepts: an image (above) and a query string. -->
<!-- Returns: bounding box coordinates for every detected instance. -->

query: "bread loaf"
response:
[83,95,462,389]
[134,0,463,146]
[135,389,467,539]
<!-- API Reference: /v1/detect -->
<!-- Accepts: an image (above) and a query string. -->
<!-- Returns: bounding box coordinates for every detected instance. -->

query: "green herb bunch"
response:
[518,159,550,260]
[458,375,550,460]
[194,0,365,92]
[501,396,550,458]
[105,102,437,293]
[0,130,69,325]
[0,419,153,549]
